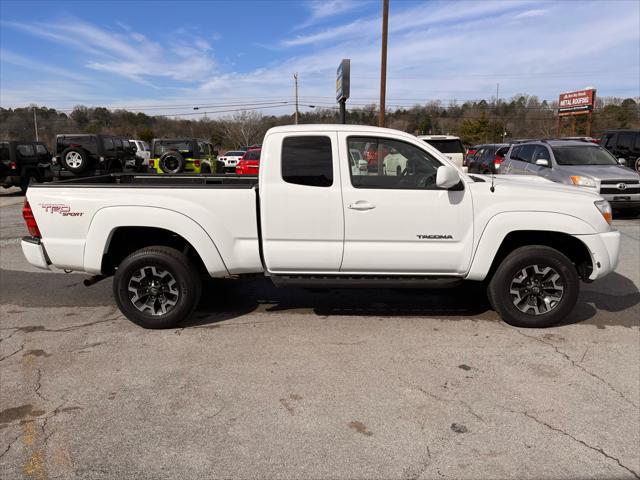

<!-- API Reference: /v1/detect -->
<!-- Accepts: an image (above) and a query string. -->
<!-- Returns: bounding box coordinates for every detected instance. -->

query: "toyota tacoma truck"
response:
[21,125,620,329]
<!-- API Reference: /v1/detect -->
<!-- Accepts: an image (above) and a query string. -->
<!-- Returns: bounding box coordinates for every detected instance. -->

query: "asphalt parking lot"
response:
[1,187,639,480]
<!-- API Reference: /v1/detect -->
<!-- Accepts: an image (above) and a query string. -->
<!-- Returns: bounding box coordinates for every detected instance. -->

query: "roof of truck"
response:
[266,124,420,137]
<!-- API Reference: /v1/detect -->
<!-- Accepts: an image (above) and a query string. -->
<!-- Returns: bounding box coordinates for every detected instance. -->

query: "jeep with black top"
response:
[150,138,218,174]
[0,140,52,192]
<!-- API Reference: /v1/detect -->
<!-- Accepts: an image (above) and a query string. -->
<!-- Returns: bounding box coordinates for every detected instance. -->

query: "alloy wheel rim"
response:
[509,264,564,316]
[66,152,83,168]
[127,266,180,316]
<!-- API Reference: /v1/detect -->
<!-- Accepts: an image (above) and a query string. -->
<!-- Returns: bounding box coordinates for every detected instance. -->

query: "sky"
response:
[1,0,639,118]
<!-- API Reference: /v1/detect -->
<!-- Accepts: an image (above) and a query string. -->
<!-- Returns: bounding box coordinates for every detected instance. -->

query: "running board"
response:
[270,274,463,289]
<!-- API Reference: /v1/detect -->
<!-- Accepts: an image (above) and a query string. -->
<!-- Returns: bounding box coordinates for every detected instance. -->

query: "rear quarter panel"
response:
[26,186,262,276]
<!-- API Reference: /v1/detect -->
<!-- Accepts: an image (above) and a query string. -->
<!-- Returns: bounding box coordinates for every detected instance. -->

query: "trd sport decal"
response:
[40,204,84,217]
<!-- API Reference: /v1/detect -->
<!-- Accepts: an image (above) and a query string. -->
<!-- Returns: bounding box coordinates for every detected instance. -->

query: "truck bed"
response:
[33,173,259,188]
[26,173,263,276]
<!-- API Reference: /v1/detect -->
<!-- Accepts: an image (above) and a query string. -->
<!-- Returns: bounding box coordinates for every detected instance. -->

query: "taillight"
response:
[494,155,504,169]
[22,200,41,238]
[194,160,201,168]
[10,162,17,170]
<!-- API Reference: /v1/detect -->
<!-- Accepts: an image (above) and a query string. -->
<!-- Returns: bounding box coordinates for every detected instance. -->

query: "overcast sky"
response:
[1,0,638,118]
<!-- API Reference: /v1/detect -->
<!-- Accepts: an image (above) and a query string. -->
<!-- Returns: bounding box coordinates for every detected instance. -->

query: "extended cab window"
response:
[348,137,443,189]
[103,138,114,151]
[282,136,333,187]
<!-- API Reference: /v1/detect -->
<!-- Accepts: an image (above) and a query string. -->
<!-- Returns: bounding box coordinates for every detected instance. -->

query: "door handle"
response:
[347,201,376,211]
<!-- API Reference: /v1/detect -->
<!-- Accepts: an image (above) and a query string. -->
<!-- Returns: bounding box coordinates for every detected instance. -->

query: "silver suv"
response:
[501,139,640,211]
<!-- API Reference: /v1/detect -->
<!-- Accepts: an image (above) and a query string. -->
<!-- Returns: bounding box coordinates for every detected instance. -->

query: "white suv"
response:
[418,135,465,170]
[129,140,151,166]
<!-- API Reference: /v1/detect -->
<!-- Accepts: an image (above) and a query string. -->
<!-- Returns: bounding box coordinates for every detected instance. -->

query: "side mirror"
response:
[436,165,460,189]
[618,158,626,165]
[535,159,549,167]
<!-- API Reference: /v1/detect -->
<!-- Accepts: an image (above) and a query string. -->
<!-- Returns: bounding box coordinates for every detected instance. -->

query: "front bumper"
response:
[21,237,51,270]
[574,230,621,281]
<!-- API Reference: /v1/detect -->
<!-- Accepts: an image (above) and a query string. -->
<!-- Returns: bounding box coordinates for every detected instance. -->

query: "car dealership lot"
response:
[1,188,638,479]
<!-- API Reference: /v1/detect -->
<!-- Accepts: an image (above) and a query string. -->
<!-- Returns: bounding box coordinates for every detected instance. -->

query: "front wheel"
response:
[113,246,202,328]
[488,246,579,328]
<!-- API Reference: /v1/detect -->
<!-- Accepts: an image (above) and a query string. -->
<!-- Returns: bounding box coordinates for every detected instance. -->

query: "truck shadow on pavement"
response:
[186,271,640,329]
[1,269,637,329]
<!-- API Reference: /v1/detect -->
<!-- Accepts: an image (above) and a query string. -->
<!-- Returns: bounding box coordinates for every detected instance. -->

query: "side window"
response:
[602,134,615,148]
[519,145,536,163]
[114,138,123,149]
[0,142,10,161]
[16,144,35,157]
[510,145,522,160]
[282,136,333,187]
[348,136,443,190]
[103,138,114,151]
[618,133,633,149]
[532,146,550,161]
[35,144,48,154]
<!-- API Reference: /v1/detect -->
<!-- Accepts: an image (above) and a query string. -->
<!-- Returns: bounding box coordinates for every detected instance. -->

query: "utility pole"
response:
[33,106,39,141]
[379,0,389,127]
[294,73,299,125]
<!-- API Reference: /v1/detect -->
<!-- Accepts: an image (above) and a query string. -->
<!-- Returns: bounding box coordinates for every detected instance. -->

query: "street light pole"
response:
[379,0,389,127]
[294,73,299,125]
[33,106,39,141]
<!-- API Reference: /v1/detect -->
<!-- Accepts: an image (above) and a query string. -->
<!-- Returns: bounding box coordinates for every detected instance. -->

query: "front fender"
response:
[466,211,597,281]
[83,206,228,276]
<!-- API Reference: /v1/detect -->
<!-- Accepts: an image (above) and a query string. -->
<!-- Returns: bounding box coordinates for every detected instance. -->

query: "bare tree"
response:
[220,111,266,148]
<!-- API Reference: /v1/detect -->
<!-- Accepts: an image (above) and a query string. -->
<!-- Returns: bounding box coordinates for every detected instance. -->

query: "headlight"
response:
[594,200,612,225]
[571,176,597,188]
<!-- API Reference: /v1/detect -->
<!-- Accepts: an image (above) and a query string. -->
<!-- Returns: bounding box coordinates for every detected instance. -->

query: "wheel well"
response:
[488,231,593,281]
[101,227,208,276]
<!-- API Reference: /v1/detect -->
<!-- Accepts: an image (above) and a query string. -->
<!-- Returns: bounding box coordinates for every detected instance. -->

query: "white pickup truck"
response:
[21,125,620,329]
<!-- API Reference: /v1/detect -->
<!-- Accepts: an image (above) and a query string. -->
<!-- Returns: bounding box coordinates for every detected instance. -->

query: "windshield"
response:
[423,139,464,154]
[552,146,618,166]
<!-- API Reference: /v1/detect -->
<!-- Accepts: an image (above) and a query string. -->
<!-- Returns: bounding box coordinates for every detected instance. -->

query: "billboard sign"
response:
[558,89,596,116]
[336,59,350,102]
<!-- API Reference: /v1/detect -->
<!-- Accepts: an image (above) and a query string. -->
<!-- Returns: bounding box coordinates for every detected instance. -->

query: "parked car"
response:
[150,139,215,174]
[417,135,465,169]
[0,140,52,192]
[467,144,511,174]
[23,125,619,330]
[599,130,640,173]
[130,139,151,167]
[236,148,261,175]
[55,134,125,173]
[501,139,640,212]
[218,150,246,173]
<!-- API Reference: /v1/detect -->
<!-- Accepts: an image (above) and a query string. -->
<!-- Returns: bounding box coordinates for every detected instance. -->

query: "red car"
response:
[235,148,261,175]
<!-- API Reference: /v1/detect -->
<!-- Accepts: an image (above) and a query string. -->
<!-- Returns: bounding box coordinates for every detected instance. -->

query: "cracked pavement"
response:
[1,189,639,479]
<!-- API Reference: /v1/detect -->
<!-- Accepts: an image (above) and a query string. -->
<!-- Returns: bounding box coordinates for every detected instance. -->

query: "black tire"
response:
[61,147,89,173]
[113,246,202,329]
[487,245,579,328]
[159,151,185,174]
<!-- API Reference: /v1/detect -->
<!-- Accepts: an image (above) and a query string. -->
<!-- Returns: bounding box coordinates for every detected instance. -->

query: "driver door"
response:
[338,134,474,274]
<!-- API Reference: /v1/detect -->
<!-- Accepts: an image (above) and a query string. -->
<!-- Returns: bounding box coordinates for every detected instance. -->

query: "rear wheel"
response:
[488,246,579,328]
[159,151,185,174]
[113,246,202,329]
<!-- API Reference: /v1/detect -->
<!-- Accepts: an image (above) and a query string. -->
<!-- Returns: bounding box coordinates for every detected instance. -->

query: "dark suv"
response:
[466,143,510,174]
[0,140,52,192]
[55,134,127,174]
[600,130,640,172]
